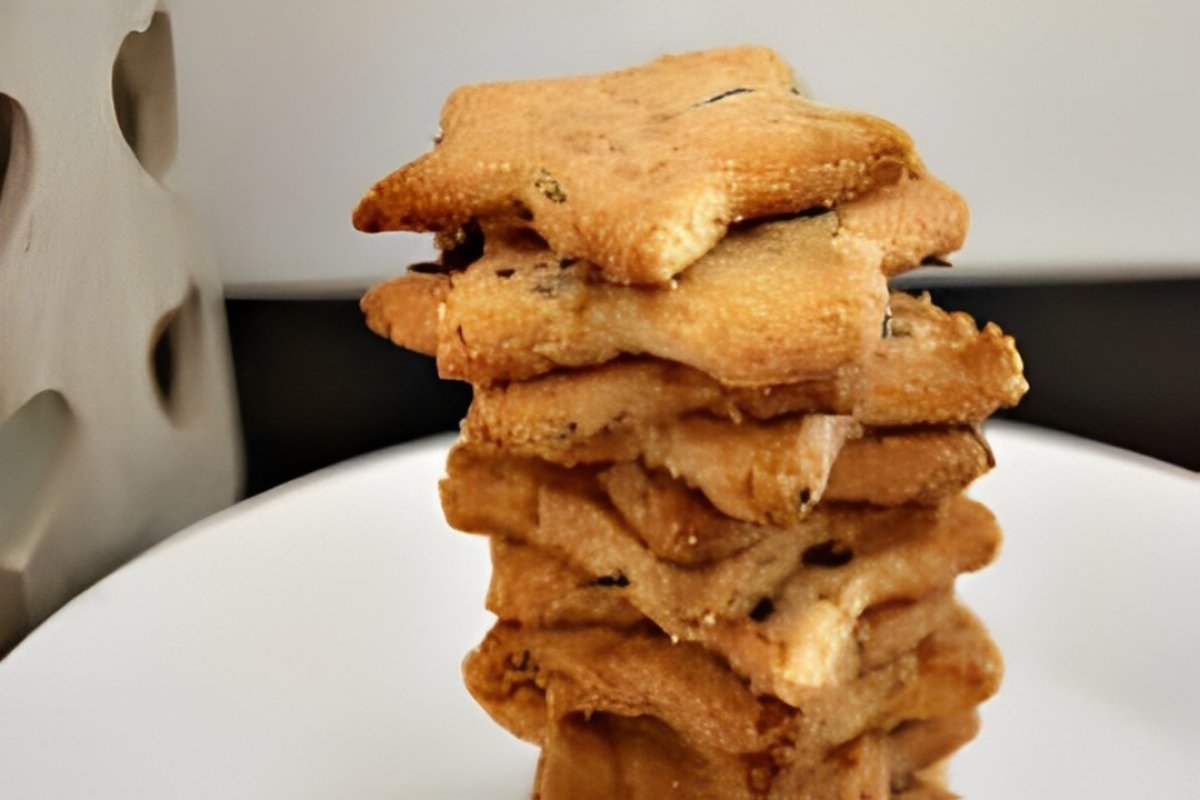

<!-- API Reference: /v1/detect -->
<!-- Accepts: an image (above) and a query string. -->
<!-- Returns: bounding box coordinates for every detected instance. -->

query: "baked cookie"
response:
[487,537,965,679]
[443,445,999,697]
[360,269,446,356]
[448,418,989,532]
[452,459,998,703]
[468,291,1022,441]
[824,425,993,506]
[452,412,850,527]
[464,606,1001,767]
[462,398,993,517]
[436,214,887,387]
[485,537,644,629]
[533,709,977,800]
[860,292,1027,425]
[354,44,1015,800]
[441,427,992,573]
[365,282,1025,429]
[353,46,941,285]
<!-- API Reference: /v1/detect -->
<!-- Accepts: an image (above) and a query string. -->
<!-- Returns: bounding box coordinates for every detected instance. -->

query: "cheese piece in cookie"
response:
[354,46,923,285]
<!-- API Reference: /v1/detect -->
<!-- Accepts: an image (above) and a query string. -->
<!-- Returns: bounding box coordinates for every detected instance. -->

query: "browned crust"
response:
[839,175,969,276]
[824,426,994,506]
[444,444,1000,704]
[463,606,1001,761]
[354,46,931,285]
[532,709,976,800]
[486,537,644,629]
[359,271,447,355]
[433,214,886,387]
[361,287,1026,431]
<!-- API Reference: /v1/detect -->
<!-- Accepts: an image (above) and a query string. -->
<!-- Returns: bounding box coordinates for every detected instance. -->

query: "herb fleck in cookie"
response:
[353,46,924,285]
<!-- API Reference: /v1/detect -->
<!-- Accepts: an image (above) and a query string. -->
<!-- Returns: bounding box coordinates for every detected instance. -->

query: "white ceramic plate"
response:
[0,422,1196,799]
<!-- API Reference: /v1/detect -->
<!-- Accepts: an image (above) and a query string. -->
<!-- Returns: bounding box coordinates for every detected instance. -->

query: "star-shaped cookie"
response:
[354,46,923,285]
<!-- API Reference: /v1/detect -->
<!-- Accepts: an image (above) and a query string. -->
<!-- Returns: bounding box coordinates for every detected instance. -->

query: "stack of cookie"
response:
[355,47,1027,799]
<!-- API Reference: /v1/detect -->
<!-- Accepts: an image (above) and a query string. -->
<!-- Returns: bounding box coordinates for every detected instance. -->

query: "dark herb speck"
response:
[534,170,567,203]
[409,262,444,274]
[512,200,534,221]
[749,597,775,622]
[442,220,484,269]
[802,541,854,568]
[698,87,753,105]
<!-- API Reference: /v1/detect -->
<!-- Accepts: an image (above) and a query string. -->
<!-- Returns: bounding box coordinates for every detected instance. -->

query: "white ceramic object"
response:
[0,1,240,650]
[0,423,1195,799]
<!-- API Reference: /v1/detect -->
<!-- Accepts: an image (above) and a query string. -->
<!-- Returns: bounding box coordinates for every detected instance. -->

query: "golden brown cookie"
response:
[485,537,644,629]
[535,491,996,703]
[413,213,889,387]
[613,414,853,526]
[467,366,994,478]
[533,710,974,800]
[596,461,785,565]
[465,357,850,453]
[487,536,963,681]
[359,269,447,355]
[824,425,993,506]
[857,591,962,671]
[887,712,981,796]
[447,420,989,533]
[354,46,935,285]
[861,292,1028,425]
[364,282,1026,427]
[439,435,991,566]
[534,712,751,800]
[463,606,1000,762]
[457,412,853,527]
[444,447,999,702]
[838,174,968,276]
